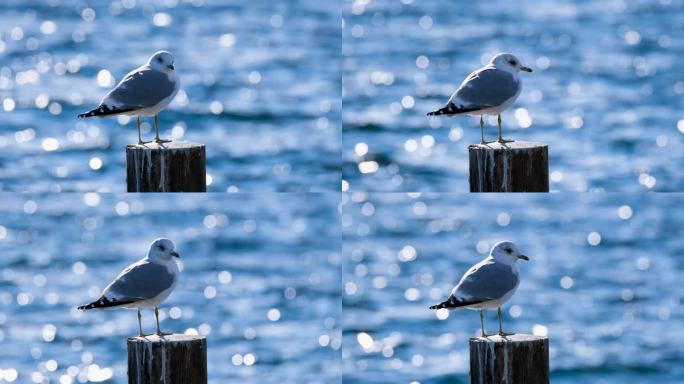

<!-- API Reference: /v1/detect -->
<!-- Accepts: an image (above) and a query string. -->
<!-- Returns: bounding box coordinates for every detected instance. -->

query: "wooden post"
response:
[469,334,549,384]
[468,141,549,192]
[127,334,207,384]
[126,142,206,192]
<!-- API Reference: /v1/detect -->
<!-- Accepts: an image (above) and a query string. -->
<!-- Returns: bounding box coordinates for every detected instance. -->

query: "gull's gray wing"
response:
[447,67,519,109]
[450,257,518,302]
[102,66,175,110]
[103,259,175,301]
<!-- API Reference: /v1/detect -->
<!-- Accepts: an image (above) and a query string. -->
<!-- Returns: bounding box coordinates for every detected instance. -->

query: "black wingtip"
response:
[77,105,134,119]
[428,103,484,117]
[77,302,96,310]
[427,104,453,117]
[77,296,136,310]
[77,109,98,119]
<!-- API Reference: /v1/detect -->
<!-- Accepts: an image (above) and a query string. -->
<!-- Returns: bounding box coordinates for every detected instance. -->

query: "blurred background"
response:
[343,0,684,192]
[0,193,341,383]
[342,193,684,383]
[0,0,340,192]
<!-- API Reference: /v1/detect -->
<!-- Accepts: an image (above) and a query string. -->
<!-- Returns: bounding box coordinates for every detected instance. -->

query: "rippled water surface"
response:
[343,0,684,192]
[0,0,340,192]
[342,193,684,383]
[0,194,341,383]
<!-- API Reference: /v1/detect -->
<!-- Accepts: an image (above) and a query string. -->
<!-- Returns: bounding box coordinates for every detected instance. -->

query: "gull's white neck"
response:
[490,254,518,266]
[146,253,173,264]
[148,256,179,274]
[489,63,519,78]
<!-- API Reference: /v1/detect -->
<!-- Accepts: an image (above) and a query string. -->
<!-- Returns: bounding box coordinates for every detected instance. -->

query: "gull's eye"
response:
[506,248,512,253]
[157,57,163,62]
[509,60,516,65]
[159,245,165,251]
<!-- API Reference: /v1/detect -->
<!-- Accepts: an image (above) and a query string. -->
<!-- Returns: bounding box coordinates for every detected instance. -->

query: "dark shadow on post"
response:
[469,334,549,384]
[127,334,207,384]
[468,141,549,192]
[126,142,206,192]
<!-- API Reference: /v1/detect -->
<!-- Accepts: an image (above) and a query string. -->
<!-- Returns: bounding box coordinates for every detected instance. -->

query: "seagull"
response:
[78,51,180,145]
[78,238,181,337]
[427,53,532,144]
[429,241,529,337]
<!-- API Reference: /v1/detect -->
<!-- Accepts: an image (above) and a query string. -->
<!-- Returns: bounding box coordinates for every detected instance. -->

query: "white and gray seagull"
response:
[78,51,180,145]
[429,241,529,337]
[78,238,181,337]
[427,53,532,144]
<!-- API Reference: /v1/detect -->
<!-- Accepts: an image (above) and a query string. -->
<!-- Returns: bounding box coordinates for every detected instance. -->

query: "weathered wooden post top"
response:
[468,141,549,193]
[126,141,206,192]
[127,334,207,384]
[469,334,549,384]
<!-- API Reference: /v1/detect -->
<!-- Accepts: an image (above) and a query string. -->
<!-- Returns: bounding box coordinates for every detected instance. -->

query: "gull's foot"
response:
[480,140,495,145]
[497,138,515,144]
[138,140,152,145]
[155,138,172,144]
[498,331,516,337]
[138,333,151,337]
[156,331,173,336]
[480,332,494,338]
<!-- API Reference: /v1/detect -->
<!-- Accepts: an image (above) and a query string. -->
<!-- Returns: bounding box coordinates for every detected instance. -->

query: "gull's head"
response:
[490,53,533,74]
[148,238,180,260]
[148,51,175,72]
[490,240,529,264]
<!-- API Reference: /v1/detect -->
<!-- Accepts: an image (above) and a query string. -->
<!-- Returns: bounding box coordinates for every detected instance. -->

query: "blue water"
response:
[0,0,340,192]
[0,193,341,383]
[343,0,684,192]
[342,193,684,383]
[2,1,684,384]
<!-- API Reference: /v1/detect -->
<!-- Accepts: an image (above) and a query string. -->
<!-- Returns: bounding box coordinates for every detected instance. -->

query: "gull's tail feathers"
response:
[427,103,482,116]
[78,296,137,310]
[78,104,135,118]
[429,297,482,310]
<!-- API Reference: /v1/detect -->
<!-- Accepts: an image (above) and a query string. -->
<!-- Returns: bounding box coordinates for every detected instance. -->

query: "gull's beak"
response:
[167,64,175,70]
[520,66,533,73]
[170,251,180,258]
[518,254,529,261]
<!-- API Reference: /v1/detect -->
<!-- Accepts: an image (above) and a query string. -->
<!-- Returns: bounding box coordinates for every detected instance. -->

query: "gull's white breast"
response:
[121,259,179,309]
[125,71,180,117]
[465,78,522,117]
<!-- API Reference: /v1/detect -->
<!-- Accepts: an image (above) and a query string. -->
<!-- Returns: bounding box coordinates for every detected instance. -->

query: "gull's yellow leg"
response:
[498,306,515,336]
[480,116,485,144]
[154,114,171,143]
[137,116,151,145]
[480,115,493,144]
[480,310,492,337]
[137,116,142,145]
[155,307,172,336]
[497,114,514,144]
[154,114,160,142]
[137,308,149,337]
[480,310,486,337]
